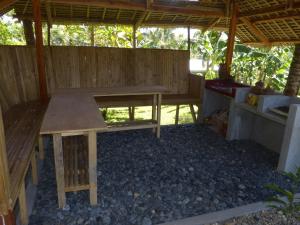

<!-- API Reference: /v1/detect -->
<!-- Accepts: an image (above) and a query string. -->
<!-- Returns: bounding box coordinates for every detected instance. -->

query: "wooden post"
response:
[225,2,238,78]
[22,19,35,46]
[33,0,48,102]
[47,23,51,46]
[133,25,137,48]
[90,25,95,46]
[0,106,11,224]
[187,26,191,52]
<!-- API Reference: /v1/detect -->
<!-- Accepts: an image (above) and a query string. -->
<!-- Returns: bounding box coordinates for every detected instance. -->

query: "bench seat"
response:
[94,94,200,108]
[2,101,46,223]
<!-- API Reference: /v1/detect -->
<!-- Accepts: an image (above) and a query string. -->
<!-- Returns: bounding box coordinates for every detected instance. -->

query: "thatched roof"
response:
[1,0,300,46]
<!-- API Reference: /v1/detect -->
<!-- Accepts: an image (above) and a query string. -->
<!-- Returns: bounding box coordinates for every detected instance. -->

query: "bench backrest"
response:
[0,46,190,112]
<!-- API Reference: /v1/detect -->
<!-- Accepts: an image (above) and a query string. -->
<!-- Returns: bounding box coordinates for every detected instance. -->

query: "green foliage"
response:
[94,25,133,48]
[191,31,227,78]
[49,24,90,46]
[0,12,25,45]
[265,167,300,219]
[138,28,187,50]
[232,44,293,90]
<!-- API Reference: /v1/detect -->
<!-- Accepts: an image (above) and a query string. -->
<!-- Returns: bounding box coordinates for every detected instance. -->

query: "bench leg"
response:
[189,104,197,123]
[31,152,38,185]
[152,95,157,133]
[156,94,162,138]
[175,105,180,125]
[38,136,44,160]
[19,181,28,225]
[196,104,203,123]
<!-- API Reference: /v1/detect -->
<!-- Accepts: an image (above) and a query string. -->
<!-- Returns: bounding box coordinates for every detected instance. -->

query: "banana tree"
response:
[191,31,227,78]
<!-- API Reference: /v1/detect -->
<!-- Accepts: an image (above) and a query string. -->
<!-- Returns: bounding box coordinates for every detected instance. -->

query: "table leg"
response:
[88,131,97,205]
[156,94,162,138]
[38,135,44,160]
[53,133,66,209]
[152,94,157,133]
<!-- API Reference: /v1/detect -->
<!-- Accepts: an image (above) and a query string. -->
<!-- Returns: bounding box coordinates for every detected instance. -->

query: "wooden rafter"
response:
[0,0,17,11]
[184,15,192,23]
[131,11,137,21]
[202,18,220,33]
[135,10,148,27]
[240,2,300,18]
[144,11,151,22]
[48,0,226,18]
[22,0,30,14]
[87,5,90,18]
[252,14,300,24]
[172,15,177,22]
[240,18,269,44]
[102,8,106,20]
[116,9,121,20]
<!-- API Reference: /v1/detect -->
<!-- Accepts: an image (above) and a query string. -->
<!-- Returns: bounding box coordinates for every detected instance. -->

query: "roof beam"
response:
[202,18,220,33]
[240,2,300,18]
[240,17,269,45]
[0,0,17,11]
[48,0,226,18]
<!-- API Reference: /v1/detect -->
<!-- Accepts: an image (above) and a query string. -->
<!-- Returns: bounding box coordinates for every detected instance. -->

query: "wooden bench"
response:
[95,74,204,124]
[0,101,46,225]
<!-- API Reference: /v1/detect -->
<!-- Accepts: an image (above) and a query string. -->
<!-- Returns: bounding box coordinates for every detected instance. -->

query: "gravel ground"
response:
[29,125,291,225]
[209,210,300,225]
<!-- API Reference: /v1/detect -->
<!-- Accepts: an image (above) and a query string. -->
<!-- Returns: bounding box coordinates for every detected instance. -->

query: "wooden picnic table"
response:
[40,86,167,208]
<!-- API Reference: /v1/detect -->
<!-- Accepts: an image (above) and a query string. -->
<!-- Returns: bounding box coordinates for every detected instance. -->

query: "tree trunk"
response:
[22,19,35,46]
[284,44,300,96]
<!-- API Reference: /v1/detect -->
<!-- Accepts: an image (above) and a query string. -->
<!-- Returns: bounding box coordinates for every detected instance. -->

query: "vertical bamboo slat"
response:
[0,46,190,112]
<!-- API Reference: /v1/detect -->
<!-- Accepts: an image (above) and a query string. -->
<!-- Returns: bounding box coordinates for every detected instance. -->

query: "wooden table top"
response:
[40,93,107,134]
[40,86,167,134]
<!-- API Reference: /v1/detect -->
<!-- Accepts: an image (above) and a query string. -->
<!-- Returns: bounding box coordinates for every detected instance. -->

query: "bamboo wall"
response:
[0,46,190,112]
